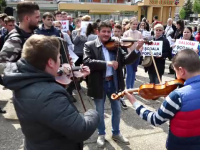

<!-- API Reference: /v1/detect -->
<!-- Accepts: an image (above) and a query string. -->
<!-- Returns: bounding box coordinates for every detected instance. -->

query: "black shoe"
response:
[0,108,6,114]
[120,99,128,110]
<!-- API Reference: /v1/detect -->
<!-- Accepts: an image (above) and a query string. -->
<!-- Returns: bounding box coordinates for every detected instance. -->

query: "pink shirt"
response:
[123,29,142,53]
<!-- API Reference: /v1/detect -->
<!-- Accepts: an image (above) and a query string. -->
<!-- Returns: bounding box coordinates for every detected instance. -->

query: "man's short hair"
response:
[61,11,67,15]
[4,16,15,24]
[98,21,112,31]
[0,13,8,21]
[54,10,61,17]
[172,49,200,73]
[42,12,53,19]
[114,24,122,30]
[22,35,60,71]
[17,2,39,22]
[154,15,158,20]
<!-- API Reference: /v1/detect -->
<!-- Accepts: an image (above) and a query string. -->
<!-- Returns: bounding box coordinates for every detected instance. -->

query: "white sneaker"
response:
[112,133,130,145]
[97,135,105,148]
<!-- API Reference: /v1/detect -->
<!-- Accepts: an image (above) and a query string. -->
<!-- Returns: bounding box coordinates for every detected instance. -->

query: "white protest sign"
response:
[68,49,79,63]
[142,31,151,38]
[141,41,163,56]
[53,20,69,32]
[80,21,93,36]
[172,39,199,54]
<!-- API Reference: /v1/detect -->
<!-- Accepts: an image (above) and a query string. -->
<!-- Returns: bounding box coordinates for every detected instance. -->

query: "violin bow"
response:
[149,49,162,84]
[58,36,87,112]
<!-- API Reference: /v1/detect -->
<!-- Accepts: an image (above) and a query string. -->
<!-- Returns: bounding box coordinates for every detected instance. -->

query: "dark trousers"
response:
[148,72,162,84]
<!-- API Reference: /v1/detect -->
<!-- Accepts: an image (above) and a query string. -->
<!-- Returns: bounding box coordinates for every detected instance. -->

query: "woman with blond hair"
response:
[123,18,142,89]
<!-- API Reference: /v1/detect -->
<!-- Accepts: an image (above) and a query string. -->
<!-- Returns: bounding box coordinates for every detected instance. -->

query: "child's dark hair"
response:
[86,22,98,37]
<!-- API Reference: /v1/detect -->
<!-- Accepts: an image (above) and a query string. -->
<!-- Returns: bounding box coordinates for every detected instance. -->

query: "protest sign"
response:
[80,21,93,36]
[53,20,69,32]
[172,39,199,54]
[142,31,151,38]
[68,49,79,63]
[141,41,163,56]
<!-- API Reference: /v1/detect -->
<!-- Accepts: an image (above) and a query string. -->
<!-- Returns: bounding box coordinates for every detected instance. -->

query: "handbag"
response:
[141,56,152,67]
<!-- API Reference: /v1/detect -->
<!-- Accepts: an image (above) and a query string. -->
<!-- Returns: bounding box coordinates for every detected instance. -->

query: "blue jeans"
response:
[126,57,140,89]
[94,80,121,135]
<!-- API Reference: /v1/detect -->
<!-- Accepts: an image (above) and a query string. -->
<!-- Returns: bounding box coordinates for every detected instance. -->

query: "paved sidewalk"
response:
[0,60,174,150]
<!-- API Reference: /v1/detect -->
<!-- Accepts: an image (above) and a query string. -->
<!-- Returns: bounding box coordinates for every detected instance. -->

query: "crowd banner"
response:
[172,39,199,54]
[53,20,69,32]
[142,41,163,56]
[80,21,93,36]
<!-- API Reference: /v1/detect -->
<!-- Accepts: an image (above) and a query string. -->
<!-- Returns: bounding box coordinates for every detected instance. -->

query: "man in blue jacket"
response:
[125,49,200,150]
[35,12,60,37]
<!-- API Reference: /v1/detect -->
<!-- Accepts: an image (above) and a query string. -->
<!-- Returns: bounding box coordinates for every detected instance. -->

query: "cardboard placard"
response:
[142,31,151,38]
[142,41,163,56]
[53,20,69,32]
[80,21,93,36]
[172,39,199,54]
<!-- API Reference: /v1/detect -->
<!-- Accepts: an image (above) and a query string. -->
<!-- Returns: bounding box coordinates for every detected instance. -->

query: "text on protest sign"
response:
[141,41,163,56]
[142,31,151,38]
[172,39,199,54]
[53,20,69,32]
[80,21,93,36]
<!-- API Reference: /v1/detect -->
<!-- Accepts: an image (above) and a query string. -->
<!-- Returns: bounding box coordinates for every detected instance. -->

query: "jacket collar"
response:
[41,24,54,31]
[184,75,200,86]
[94,37,102,48]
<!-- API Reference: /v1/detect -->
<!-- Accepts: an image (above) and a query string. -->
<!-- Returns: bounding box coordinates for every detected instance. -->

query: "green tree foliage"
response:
[183,0,193,19]
[0,0,7,12]
[179,8,186,19]
[193,0,200,14]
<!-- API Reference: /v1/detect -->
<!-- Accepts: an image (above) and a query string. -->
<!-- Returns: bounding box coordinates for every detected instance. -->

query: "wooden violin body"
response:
[105,37,153,50]
[111,79,184,100]
[55,64,82,85]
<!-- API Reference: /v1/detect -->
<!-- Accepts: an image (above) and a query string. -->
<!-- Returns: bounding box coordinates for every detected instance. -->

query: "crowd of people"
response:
[0,1,200,150]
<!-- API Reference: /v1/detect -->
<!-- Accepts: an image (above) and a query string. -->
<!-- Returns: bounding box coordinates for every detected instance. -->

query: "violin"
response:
[105,37,153,50]
[55,64,83,85]
[111,79,184,100]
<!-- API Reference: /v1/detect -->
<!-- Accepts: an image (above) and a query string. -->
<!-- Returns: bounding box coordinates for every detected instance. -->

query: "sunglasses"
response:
[156,29,163,31]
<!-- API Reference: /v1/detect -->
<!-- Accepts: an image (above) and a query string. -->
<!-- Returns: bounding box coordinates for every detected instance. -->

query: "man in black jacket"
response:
[2,34,99,150]
[83,21,144,147]
[35,12,60,37]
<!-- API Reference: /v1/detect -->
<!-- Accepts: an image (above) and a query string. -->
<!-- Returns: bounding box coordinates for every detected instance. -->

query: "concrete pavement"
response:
[0,60,174,150]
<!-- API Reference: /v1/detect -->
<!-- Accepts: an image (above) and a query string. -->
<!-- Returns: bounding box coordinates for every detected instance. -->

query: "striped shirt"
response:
[133,91,181,126]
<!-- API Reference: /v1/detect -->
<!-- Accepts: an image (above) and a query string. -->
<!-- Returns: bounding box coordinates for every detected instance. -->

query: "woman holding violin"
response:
[145,24,171,84]
[124,49,200,150]
[123,17,142,89]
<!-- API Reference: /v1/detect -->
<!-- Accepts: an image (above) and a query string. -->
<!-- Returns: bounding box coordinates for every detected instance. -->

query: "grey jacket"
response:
[72,30,87,56]
[2,59,99,150]
[83,37,140,99]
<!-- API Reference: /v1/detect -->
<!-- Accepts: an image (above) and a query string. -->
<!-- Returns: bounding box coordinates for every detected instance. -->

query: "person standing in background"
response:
[123,18,142,89]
